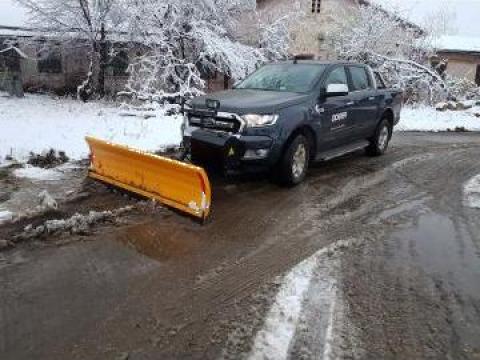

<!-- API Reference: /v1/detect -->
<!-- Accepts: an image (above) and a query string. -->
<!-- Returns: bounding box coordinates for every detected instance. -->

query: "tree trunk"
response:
[98,22,108,97]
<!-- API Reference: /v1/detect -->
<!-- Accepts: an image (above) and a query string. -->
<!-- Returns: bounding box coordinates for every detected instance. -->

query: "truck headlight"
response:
[242,114,279,127]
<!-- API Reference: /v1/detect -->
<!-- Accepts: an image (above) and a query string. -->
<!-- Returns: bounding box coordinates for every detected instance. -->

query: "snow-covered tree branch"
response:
[15,0,125,98]
[329,4,453,104]
[122,0,286,103]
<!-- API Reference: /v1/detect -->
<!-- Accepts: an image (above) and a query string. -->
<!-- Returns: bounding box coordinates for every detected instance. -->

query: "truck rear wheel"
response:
[366,119,391,156]
[279,134,310,186]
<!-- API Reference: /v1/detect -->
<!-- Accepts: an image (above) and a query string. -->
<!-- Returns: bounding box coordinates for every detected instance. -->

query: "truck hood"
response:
[190,89,311,114]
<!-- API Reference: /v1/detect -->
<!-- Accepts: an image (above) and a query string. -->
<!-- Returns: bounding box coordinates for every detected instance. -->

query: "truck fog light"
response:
[243,149,269,160]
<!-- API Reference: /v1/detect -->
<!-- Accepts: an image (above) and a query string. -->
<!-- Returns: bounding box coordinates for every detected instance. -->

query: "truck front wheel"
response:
[278,134,310,186]
[366,119,391,156]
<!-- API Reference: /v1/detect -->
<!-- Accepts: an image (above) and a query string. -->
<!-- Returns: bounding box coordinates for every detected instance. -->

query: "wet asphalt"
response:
[0,132,479,359]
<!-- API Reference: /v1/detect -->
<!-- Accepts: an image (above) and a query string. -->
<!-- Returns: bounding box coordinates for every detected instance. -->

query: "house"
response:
[0,25,233,96]
[435,35,480,85]
[256,0,423,59]
[0,25,132,95]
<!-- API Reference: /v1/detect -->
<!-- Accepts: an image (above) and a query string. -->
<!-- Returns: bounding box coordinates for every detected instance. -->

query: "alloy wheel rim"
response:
[292,144,307,179]
[378,126,389,150]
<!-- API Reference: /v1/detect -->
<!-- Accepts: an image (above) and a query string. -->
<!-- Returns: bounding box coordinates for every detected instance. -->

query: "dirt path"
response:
[1,133,479,360]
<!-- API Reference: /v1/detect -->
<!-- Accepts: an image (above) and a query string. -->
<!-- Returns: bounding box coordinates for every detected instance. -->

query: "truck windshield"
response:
[237,64,327,93]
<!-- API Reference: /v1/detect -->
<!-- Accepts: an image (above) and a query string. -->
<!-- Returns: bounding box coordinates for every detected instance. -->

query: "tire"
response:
[278,134,310,186]
[366,119,392,156]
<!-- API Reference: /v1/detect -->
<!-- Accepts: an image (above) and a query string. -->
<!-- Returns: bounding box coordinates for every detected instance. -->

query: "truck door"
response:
[346,66,379,138]
[314,66,354,151]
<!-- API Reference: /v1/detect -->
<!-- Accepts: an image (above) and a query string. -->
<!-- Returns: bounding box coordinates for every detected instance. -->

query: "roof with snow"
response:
[0,25,40,38]
[0,46,28,58]
[436,35,480,54]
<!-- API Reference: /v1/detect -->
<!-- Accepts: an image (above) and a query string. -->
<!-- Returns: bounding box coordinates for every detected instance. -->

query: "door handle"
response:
[368,96,375,101]
[346,101,355,106]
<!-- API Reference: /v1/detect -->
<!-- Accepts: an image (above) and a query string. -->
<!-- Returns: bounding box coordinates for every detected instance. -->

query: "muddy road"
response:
[1,132,480,360]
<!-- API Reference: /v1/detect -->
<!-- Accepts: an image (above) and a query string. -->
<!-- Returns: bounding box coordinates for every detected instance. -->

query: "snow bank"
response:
[13,165,64,181]
[397,106,480,132]
[0,93,183,164]
[0,210,13,224]
[248,239,353,360]
[17,206,134,240]
[464,174,480,209]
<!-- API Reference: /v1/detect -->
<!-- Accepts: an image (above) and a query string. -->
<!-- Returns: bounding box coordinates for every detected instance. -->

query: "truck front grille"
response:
[188,111,242,133]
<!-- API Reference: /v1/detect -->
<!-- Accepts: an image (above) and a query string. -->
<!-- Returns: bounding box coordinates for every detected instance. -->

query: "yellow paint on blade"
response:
[85,136,211,220]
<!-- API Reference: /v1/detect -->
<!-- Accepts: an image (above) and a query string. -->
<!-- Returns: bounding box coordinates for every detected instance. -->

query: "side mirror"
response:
[326,84,349,97]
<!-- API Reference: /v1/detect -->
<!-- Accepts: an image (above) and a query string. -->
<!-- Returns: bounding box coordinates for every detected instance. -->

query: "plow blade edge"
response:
[85,136,211,220]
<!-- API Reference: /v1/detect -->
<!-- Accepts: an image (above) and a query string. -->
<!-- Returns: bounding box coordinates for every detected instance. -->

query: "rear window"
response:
[349,67,370,91]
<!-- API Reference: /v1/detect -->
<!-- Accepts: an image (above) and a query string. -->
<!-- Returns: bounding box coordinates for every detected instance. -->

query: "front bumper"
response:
[185,129,277,172]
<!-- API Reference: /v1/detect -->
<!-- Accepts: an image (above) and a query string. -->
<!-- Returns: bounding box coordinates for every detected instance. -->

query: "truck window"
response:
[349,66,370,91]
[237,64,327,93]
[325,67,348,87]
[374,72,386,89]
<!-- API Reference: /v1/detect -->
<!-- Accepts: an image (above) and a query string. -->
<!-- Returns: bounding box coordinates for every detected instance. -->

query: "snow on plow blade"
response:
[85,136,211,220]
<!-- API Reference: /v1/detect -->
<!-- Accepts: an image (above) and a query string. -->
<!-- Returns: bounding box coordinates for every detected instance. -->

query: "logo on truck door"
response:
[332,112,348,123]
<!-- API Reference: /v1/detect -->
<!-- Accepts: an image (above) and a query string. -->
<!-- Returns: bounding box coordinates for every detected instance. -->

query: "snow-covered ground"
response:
[1,93,479,166]
[397,105,480,132]
[248,240,354,360]
[0,93,183,164]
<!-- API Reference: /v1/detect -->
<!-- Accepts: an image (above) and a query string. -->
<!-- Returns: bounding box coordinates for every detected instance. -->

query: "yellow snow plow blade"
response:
[85,136,211,220]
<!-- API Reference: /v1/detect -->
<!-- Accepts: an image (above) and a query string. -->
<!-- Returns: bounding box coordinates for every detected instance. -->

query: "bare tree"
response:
[329,4,451,104]
[15,0,124,99]
[122,0,288,103]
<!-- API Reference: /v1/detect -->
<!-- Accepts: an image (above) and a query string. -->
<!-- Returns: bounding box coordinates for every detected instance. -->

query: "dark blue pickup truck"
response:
[183,61,402,185]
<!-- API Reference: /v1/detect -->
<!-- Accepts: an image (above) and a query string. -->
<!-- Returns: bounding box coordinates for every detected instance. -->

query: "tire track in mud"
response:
[216,151,444,359]
[220,140,480,360]
[154,147,456,358]
[336,141,480,359]
[3,134,480,360]
[56,149,419,359]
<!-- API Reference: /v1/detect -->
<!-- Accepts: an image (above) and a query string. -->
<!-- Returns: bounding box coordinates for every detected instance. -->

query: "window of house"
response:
[0,47,21,72]
[37,47,62,74]
[325,67,348,87]
[109,50,129,76]
[349,66,370,91]
[311,0,321,13]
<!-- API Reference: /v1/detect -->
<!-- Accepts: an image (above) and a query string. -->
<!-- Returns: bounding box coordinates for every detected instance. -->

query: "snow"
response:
[17,206,135,240]
[0,210,13,224]
[0,93,183,164]
[248,252,317,360]
[396,106,480,132]
[248,239,353,360]
[436,35,480,53]
[13,165,64,181]
[0,46,29,59]
[464,174,480,209]
[38,190,58,210]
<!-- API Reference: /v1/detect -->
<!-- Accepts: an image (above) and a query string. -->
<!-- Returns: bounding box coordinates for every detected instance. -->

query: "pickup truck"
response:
[183,60,403,185]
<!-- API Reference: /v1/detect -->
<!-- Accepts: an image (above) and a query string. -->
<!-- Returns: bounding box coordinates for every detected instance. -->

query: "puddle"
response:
[118,222,200,262]
[394,213,480,298]
[0,163,85,219]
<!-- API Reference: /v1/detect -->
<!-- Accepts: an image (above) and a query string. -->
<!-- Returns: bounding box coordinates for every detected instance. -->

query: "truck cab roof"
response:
[273,60,368,67]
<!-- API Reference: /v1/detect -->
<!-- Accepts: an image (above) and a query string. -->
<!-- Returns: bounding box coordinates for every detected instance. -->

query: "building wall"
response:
[1,36,229,95]
[257,0,360,59]
[1,36,136,95]
[437,51,480,85]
